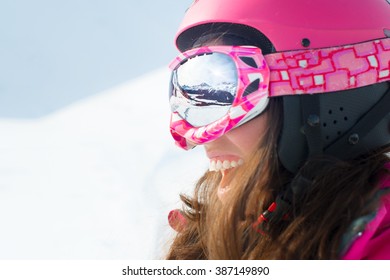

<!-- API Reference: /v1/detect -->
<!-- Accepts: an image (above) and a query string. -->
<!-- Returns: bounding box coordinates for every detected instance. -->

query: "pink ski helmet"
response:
[176,0,390,52]
[172,0,390,172]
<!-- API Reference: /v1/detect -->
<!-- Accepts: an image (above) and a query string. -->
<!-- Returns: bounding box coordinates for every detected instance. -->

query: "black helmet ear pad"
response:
[278,82,390,173]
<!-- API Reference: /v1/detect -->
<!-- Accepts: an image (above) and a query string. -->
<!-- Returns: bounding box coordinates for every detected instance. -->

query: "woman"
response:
[166,0,390,259]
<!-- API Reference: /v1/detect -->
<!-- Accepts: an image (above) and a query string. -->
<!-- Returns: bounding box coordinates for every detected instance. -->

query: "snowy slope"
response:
[0,69,207,259]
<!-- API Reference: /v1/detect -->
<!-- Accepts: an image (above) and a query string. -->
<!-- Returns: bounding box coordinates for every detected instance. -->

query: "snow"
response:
[0,68,207,259]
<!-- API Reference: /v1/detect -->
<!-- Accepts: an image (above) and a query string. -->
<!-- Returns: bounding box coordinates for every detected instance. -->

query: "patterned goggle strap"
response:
[266,37,390,96]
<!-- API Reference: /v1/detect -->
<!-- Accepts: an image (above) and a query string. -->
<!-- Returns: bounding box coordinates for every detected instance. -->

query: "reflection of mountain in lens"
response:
[182,82,235,106]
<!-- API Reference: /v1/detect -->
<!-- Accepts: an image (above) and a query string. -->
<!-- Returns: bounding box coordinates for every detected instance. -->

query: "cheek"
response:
[225,114,268,156]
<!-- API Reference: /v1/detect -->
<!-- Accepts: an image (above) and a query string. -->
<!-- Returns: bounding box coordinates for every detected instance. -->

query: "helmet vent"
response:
[319,83,388,149]
[322,104,352,145]
[301,38,311,48]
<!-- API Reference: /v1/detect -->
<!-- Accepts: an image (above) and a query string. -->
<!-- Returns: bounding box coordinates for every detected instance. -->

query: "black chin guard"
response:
[278,82,390,173]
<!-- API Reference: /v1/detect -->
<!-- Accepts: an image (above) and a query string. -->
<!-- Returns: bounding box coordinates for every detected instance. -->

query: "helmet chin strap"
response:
[252,157,338,235]
[253,98,317,234]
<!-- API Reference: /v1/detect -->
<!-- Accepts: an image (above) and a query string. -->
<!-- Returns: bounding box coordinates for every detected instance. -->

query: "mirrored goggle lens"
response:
[169,52,238,127]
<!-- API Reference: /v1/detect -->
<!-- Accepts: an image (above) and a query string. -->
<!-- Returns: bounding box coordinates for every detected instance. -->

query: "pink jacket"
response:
[342,166,390,260]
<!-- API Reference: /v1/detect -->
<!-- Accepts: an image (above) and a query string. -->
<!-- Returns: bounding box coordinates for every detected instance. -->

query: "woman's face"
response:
[204,113,268,201]
[193,36,269,201]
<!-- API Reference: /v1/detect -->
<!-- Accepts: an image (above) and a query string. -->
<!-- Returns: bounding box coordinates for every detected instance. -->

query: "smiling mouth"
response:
[209,159,244,172]
[207,158,244,202]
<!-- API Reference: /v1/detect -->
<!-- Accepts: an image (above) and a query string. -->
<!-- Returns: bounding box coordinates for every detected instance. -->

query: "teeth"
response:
[209,159,244,172]
[222,160,230,169]
[209,161,216,171]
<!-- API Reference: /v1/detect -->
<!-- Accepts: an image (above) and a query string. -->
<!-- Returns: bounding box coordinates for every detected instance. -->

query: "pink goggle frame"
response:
[169,38,390,150]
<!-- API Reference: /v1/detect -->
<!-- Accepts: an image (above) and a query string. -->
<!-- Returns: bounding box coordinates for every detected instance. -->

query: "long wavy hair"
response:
[166,33,390,259]
[166,94,389,259]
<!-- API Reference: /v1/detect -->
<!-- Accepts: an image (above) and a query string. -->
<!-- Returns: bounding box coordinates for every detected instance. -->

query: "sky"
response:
[0,0,192,118]
[0,0,209,259]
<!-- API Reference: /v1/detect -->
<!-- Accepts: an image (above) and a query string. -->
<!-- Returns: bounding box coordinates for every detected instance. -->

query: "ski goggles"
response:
[169,39,390,150]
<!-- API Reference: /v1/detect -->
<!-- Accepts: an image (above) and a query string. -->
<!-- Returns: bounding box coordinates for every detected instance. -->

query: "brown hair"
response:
[166,97,390,259]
